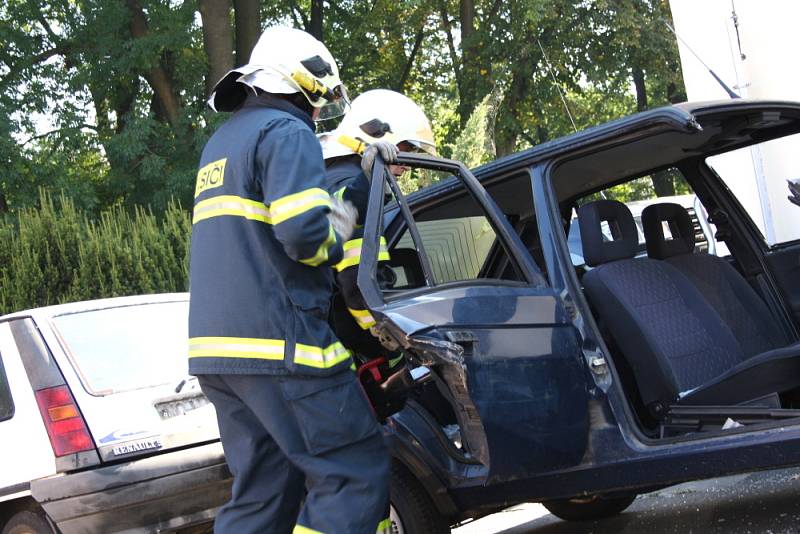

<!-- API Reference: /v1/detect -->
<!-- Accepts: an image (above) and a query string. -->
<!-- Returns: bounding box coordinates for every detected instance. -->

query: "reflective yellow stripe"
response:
[269,188,331,225]
[334,186,346,200]
[348,307,376,330]
[292,517,390,533]
[189,337,350,369]
[335,237,390,271]
[193,195,271,224]
[376,518,392,533]
[299,224,338,267]
[188,337,284,360]
[192,189,332,226]
[294,341,351,369]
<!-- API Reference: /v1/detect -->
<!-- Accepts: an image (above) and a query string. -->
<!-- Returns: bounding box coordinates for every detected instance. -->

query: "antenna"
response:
[537,38,578,132]
[664,20,740,99]
[731,0,746,60]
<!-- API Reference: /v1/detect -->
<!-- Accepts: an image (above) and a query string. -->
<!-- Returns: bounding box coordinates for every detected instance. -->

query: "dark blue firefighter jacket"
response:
[189,94,352,376]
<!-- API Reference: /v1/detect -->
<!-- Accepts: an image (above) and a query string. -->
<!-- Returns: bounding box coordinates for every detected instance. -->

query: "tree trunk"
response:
[630,63,671,194]
[396,26,425,91]
[128,0,182,128]
[494,71,527,157]
[199,0,234,95]
[632,65,648,112]
[437,2,462,101]
[458,0,479,127]
[652,170,676,197]
[309,0,323,40]
[0,193,8,214]
[233,0,260,66]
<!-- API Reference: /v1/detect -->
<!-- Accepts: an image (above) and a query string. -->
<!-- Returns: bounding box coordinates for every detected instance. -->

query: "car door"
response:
[357,154,590,484]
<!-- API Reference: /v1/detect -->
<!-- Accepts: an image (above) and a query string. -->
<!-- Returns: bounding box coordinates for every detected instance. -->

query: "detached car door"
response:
[358,154,590,483]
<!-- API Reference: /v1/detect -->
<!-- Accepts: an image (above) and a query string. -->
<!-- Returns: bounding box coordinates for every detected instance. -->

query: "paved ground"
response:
[453,467,800,533]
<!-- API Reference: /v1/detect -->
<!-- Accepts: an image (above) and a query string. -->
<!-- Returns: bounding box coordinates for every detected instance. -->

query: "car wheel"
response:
[1,509,56,534]
[542,493,637,521]
[390,463,449,534]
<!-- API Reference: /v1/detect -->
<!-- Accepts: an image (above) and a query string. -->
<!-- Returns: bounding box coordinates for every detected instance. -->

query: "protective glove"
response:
[360,140,399,179]
[328,197,358,242]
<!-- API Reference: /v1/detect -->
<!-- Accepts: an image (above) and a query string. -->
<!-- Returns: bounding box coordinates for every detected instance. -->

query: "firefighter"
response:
[318,90,437,412]
[188,27,390,534]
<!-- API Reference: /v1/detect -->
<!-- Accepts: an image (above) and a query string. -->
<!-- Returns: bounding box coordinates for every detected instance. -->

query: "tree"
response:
[0,0,687,216]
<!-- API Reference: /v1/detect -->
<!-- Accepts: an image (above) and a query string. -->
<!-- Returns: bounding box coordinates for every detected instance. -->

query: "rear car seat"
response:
[578,199,800,417]
[641,203,789,358]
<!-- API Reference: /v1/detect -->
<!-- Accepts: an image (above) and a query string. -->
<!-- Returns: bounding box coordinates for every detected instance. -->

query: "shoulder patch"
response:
[195,158,227,197]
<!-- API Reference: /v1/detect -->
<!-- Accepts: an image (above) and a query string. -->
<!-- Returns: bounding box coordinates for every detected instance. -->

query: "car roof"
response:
[0,292,189,321]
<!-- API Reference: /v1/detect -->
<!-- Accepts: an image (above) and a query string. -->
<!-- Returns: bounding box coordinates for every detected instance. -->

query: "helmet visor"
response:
[406,139,438,156]
[316,85,350,121]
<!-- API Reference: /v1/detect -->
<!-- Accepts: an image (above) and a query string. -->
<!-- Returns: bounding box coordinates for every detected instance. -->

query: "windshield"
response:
[52,300,188,395]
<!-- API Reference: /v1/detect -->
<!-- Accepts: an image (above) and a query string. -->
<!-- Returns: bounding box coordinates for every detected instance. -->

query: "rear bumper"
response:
[31,442,230,534]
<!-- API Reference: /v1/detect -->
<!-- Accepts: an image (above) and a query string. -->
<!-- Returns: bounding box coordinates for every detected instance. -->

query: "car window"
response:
[706,131,800,247]
[51,301,188,396]
[0,354,13,421]
[386,173,525,291]
[569,168,718,266]
[394,215,497,284]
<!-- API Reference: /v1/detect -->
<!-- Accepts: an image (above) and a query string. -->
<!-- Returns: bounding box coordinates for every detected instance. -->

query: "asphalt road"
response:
[453,467,800,534]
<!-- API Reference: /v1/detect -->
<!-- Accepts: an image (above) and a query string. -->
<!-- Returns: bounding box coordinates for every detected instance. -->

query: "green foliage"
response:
[1,0,686,216]
[0,190,190,315]
[0,0,688,310]
[450,88,502,168]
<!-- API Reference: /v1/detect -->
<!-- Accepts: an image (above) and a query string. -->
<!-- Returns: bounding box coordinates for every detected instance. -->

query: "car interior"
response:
[548,107,800,438]
[376,106,800,442]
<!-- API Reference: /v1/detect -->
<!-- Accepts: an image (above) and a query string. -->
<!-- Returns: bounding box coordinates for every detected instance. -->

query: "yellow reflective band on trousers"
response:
[189,337,351,369]
[348,307,377,330]
[192,188,331,226]
[299,224,338,267]
[335,237,390,271]
[292,517,391,534]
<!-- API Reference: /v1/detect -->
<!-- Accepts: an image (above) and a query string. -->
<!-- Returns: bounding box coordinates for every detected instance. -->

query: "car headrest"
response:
[577,200,639,267]
[641,203,696,259]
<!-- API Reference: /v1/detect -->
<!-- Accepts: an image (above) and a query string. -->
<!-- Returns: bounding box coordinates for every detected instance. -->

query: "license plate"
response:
[154,392,209,420]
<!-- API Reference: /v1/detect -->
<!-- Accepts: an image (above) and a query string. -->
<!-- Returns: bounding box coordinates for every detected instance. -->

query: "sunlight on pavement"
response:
[452,503,551,534]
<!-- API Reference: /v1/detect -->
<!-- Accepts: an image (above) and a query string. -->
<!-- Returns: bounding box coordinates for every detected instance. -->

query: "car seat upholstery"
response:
[579,200,800,416]
[641,203,789,358]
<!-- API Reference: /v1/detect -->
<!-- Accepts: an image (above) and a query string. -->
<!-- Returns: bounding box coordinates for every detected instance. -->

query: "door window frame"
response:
[357,154,546,310]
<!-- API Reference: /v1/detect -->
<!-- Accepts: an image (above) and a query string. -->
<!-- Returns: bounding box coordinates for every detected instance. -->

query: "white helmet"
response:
[209,26,349,119]
[319,89,436,159]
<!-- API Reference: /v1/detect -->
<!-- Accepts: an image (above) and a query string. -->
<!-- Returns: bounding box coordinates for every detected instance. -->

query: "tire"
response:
[389,463,449,534]
[542,493,637,522]
[2,509,56,534]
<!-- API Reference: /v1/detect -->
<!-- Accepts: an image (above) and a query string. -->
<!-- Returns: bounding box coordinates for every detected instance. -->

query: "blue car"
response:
[355,99,800,532]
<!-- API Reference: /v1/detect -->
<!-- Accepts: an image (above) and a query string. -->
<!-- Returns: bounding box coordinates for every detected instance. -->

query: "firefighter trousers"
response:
[198,371,390,534]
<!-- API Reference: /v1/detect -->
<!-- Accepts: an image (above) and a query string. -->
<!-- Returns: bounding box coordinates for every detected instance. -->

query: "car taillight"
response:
[34,385,94,456]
